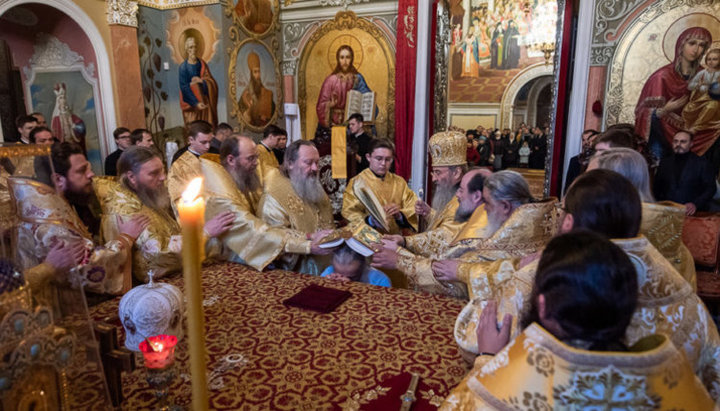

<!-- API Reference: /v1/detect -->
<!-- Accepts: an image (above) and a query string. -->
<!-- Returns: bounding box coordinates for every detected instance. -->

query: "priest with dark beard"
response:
[200,135,331,271]
[258,140,335,274]
[95,146,234,281]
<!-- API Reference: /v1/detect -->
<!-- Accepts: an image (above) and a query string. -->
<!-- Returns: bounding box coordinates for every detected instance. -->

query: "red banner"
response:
[394,0,419,180]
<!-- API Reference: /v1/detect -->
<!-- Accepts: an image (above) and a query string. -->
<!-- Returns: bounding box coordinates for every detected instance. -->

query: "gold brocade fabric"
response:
[87,263,471,410]
[257,143,280,170]
[453,235,720,402]
[258,168,334,274]
[405,197,463,257]
[641,201,697,290]
[397,199,558,299]
[201,159,309,271]
[93,177,182,281]
[442,324,715,410]
[167,150,202,214]
[8,177,132,295]
[342,168,419,234]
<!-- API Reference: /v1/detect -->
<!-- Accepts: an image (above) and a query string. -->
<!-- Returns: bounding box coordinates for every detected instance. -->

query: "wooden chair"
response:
[682,212,720,319]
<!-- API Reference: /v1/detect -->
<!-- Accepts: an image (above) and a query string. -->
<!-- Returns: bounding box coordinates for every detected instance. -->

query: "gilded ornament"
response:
[428,131,466,167]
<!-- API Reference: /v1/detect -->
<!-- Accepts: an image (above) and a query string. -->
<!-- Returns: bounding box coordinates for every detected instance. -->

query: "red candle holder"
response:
[139,334,177,370]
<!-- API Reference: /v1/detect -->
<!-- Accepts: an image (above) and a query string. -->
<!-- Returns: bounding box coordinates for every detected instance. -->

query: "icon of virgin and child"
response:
[635,26,720,163]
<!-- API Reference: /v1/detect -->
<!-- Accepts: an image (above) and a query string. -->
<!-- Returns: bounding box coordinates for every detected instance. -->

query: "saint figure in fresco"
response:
[235,0,273,34]
[502,19,521,69]
[315,45,373,130]
[239,51,275,127]
[50,83,86,151]
[179,36,219,126]
[458,26,480,77]
[490,22,504,69]
[682,48,720,157]
[634,26,711,161]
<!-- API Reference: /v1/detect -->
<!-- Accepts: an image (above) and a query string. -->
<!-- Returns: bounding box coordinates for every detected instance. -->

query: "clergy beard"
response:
[64,183,92,206]
[250,76,262,97]
[483,208,506,238]
[289,168,326,205]
[133,182,171,213]
[229,163,261,193]
[454,203,475,223]
[432,184,458,210]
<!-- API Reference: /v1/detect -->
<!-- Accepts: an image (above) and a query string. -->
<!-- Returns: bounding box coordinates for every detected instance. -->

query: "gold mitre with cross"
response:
[429,131,466,167]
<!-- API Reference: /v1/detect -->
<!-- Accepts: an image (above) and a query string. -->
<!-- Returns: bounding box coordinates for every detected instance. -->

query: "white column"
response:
[410,1,432,194]
[562,0,595,191]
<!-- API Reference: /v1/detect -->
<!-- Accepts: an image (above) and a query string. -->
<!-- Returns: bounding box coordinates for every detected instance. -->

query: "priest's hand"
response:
[685,202,697,216]
[384,203,401,219]
[383,234,405,248]
[45,241,85,274]
[518,251,541,269]
[118,215,151,241]
[310,229,333,243]
[476,300,513,355]
[432,259,460,282]
[415,200,431,217]
[204,211,235,238]
[371,247,399,270]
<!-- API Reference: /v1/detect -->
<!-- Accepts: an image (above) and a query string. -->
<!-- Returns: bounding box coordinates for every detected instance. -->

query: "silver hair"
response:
[592,148,654,202]
[484,170,533,207]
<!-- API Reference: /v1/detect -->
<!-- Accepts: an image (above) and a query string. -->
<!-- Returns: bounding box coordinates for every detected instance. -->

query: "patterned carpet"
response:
[90,262,470,410]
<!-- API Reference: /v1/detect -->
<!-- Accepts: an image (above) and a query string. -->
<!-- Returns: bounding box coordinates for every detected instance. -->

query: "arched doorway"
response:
[511,75,553,128]
[0,0,116,172]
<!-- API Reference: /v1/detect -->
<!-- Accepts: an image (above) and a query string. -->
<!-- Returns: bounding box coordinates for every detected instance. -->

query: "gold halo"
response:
[662,13,720,62]
[327,34,364,72]
[179,28,205,61]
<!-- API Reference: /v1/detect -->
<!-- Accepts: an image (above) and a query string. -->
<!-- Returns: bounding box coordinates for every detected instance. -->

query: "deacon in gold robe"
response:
[454,170,720,401]
[586,147,696,289]
[258,140,334,274]
[444,230,715,410]
[167,120,213,210]
[374,170,556,299]
[95,146,234,281]
[10,142,150,297]
[342,139,419,235]
[203,135,330,271]
[388,131,468,256]
[256,125,284,170]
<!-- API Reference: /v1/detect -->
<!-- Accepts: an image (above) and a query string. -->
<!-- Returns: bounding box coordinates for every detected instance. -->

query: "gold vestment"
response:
[94,177,183,281]
[442,324,715,410]
[201,159,310,271]
[404,197,464,257]
[257,143,280,169]
[641,201,696,290]
[167,150,202,213]
[454,235,720,402]
[258,168,334,274]
[342,168,419,234]
[9,177,133,297]
[397,199,557,299]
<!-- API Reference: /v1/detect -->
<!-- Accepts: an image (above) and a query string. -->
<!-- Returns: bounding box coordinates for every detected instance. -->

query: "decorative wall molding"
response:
[433,1,450,133]
[136,0,218,10]
[106,0,138,27]
[318,0,368,9]
[281,59,297,75]
[25,33,94,75]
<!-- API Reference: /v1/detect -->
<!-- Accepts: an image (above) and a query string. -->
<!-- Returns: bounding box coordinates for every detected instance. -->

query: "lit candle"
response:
[139,334,178,369]
[177,177,209,410]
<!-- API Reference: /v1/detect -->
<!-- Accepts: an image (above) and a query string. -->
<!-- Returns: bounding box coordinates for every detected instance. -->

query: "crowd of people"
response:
[459,123,548,170]
[2,112,720,408]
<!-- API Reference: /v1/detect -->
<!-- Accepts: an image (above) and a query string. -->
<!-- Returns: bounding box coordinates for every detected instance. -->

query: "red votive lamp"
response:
[139,335,178,369]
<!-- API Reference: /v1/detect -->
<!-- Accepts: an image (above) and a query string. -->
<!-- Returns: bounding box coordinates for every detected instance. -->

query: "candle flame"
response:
[181,177,203,203]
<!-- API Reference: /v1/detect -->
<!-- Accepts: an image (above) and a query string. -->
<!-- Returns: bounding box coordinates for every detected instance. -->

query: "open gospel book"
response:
[319,224,384,257]
[353,183,390,233]
[344,90,375,122]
